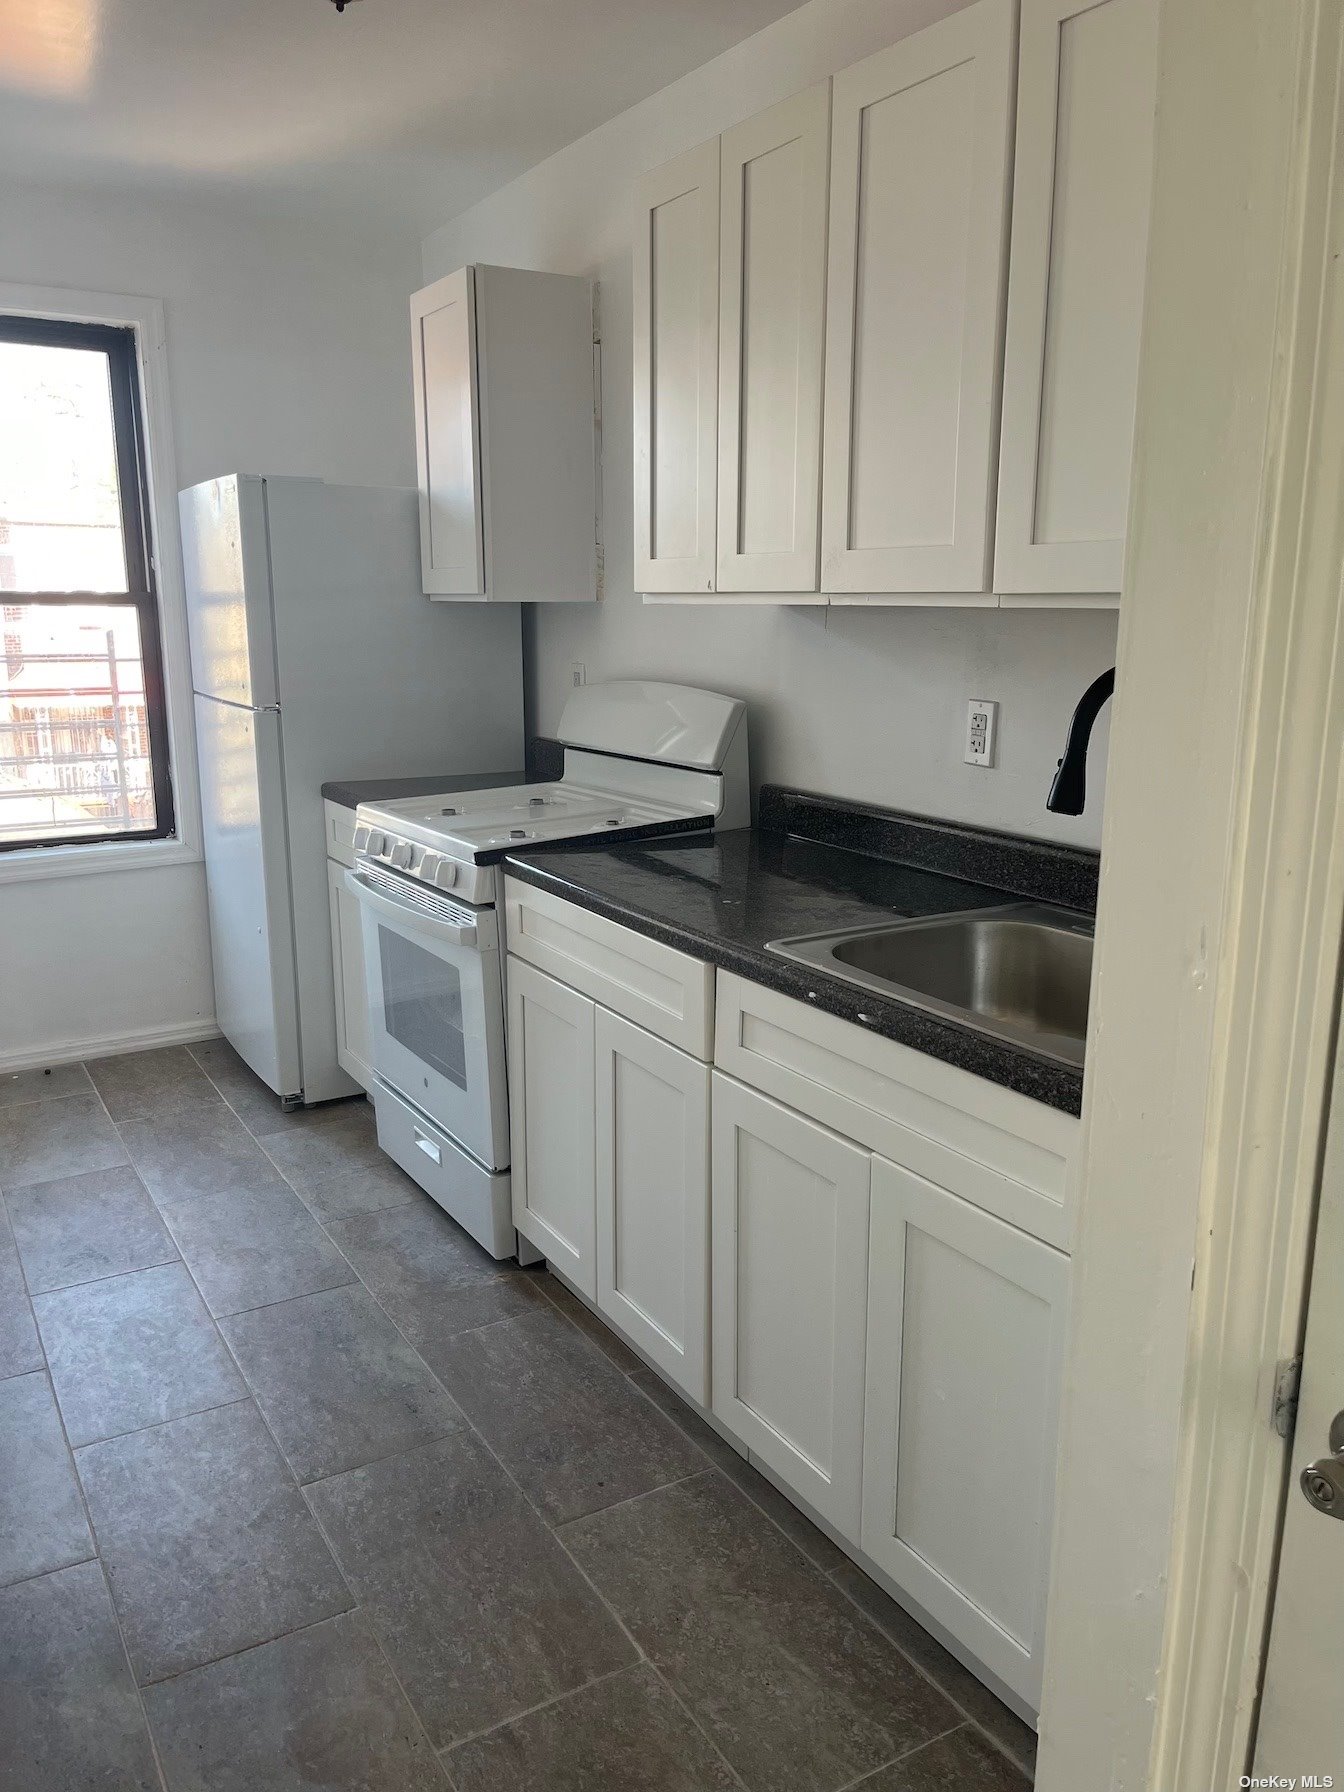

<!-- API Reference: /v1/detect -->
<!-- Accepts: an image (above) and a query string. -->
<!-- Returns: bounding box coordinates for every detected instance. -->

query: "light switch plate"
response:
[965,699,998,768]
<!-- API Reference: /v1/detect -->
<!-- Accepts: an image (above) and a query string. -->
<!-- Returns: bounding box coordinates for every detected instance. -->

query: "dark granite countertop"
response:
[504,788,1098,1115]
[322,768,528,810]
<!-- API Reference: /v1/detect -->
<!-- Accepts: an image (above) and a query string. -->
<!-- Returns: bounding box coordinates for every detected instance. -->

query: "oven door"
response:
[345,864,510,1170]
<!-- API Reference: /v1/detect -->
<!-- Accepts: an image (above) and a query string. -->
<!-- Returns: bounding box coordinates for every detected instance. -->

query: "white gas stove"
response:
[344,682,748,1258]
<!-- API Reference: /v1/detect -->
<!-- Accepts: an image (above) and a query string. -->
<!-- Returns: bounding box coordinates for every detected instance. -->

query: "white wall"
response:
[423,0,1117,849]
[0,179,422,1069]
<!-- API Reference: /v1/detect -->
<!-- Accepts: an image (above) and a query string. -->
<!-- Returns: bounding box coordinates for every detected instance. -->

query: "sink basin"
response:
[767,904,1094,1066]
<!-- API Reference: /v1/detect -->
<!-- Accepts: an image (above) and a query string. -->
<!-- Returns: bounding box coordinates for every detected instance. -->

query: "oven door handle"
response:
[344,869,480,948]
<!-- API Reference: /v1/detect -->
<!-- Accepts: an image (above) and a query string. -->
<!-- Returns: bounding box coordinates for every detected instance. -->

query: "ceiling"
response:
[0,0,806,231]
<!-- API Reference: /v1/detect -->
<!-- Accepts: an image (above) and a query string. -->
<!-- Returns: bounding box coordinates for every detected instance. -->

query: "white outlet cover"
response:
[965,699,998,767]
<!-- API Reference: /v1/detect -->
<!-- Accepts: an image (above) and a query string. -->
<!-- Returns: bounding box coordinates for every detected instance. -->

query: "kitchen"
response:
[0,1,1341,1790]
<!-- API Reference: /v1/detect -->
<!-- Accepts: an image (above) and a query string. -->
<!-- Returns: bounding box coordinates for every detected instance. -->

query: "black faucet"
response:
[1047,667,1115,814]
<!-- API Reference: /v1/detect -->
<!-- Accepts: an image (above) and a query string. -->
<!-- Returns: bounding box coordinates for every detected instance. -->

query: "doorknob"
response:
[1299,1410,1344,1517]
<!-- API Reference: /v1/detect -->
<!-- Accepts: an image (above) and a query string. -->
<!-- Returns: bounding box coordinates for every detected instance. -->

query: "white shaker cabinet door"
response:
[711,1074,870,1536]
[634,140,721,595]
[994,0,1159,597]
[716,83,831,594]
[862,1153,1069,1708]
[507,958,597,1296]
[595,1010,710,1402]
[410,268,485,597]
[327,858,373,1092]
[820,0,1015,598]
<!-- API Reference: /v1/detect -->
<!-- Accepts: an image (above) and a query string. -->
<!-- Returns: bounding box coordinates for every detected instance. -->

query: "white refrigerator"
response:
[180,474,523,1106]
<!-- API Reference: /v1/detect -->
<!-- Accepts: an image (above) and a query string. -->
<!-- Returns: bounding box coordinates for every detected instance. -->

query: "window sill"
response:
[0,835,203,885]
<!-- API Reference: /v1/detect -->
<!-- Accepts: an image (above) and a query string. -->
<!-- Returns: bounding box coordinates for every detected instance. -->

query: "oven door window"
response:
[376,926,467,1090]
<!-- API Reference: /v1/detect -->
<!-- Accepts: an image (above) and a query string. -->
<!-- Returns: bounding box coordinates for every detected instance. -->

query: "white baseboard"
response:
[0,1020,222,1077]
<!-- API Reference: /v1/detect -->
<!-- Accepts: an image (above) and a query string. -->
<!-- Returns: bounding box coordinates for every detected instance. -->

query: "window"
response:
[0,314,174,851]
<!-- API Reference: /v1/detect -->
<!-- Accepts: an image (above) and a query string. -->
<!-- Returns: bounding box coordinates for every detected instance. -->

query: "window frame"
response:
[0,285,199,883]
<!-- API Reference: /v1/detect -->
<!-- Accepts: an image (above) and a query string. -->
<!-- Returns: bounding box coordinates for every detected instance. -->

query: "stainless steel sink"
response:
[767,904,1094,1065]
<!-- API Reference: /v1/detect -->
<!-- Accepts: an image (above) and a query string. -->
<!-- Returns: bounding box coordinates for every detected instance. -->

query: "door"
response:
[350,866,508,1169]
[595,1010,710,1402]
[1253,1031,1344,1775]
[863,1153,1068,1708]
[633,139,720,595]
[193,693,300,1099]
[820,0,1015,598]
[410,268,486,598]
[994,0,1159,597]
[716,83,831,594]
[327,857,372,1091]
[180,474,278,708]
[507,958,597,1296]
[711,1073,870,1534]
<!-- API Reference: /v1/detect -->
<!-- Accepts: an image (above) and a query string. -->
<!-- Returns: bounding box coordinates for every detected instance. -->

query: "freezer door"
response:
[194,693,302,1098]
[180,475,279,708]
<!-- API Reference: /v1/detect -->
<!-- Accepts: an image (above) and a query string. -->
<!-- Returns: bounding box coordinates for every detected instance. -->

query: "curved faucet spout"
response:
[1047,667,1116,815]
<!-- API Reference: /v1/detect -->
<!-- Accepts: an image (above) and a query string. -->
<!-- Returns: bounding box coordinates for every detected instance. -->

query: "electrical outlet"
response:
[965,698,998,768]
[569,662,586,688]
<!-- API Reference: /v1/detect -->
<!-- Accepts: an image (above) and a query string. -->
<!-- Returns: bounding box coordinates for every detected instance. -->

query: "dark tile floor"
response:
[0,1044,1037,1792]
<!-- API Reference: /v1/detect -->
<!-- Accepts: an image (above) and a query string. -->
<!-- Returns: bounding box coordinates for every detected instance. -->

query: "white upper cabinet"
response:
[994,0,1159,597]
[716,84,831,595]
[820,0,1015,599]
[634,141,721,595]
[410,264,597,602]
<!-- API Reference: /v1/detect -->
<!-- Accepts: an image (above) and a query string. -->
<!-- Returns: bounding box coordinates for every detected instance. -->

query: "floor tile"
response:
[85,1046,222,1121]
[295,1155,423,1225]
[0,1560,160,1792]
[536,1272,642,1372]
[307,1430,635,1748]
[157,1180,354,1318]
[629,1368,744,1471]
[221,1283,461,1482]
[0,1094,127,1189]
[6,1165,178,1295]
[327,1198,543,1347]
[118,1102,291,1207]
[831,1563,1037,1777]
[0,1371,93,1587]
[859,1724,1030,1791]
[0,1204,42,1380]
[188,1037,286,1134]
[428,1303,703,1525]
[78,1399,351,1684]
[561,1472,959,1792]
[446,1663,738,1792]
[35,1261,245,1446]
[257,1098,384,1177]
[0,1062,93,1108]
[144,1610,446,1792]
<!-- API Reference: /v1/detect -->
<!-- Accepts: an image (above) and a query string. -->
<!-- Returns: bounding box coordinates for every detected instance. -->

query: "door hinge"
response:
[1271,1355,1302,1440]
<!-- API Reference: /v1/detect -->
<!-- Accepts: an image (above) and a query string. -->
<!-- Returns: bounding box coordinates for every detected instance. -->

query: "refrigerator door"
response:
[194,692,302,1099]
[180,475,280,709]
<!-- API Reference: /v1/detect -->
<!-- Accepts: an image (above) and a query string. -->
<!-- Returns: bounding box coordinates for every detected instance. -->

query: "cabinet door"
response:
[595,1010,710,1401]
[863,1154,1069,1708]
[327,858,373,1092]
[820,0,1014,597]
[633,140,720,595]
[410,268,486,598]
[994,0,1159,597]
[716,84,831,594]
[711,1074,870,1535]
[507,958,596,1295]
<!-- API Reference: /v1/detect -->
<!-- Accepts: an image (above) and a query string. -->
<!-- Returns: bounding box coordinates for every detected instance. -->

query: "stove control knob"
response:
[433,859,458,889]
[365,831,387,857]
[419,852,441,883]
[353,824,370,853]
[390,842,413,870]
[528,796,545,808]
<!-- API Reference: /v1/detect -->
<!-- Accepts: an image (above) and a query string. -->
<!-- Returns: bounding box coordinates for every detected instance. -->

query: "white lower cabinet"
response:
[326,856,373,1092]
[595,1009,711,1403]
[710,1073,871,1535]
[507,958,597,1296]
[861,1152,1069,1707]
